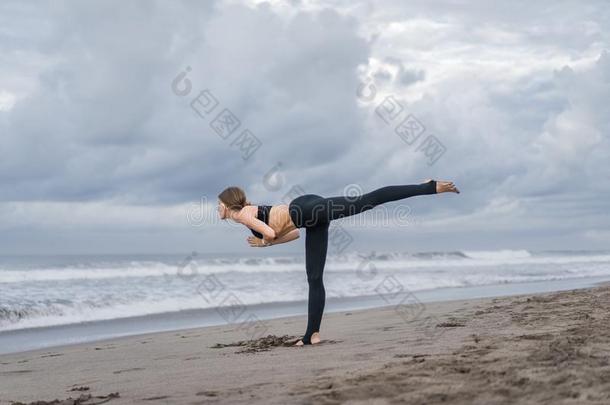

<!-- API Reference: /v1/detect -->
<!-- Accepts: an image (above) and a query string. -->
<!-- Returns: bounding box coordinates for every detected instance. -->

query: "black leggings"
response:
[288,180,437,344]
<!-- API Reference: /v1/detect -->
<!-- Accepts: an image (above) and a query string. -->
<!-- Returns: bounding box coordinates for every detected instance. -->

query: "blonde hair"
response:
[218,186,251,210]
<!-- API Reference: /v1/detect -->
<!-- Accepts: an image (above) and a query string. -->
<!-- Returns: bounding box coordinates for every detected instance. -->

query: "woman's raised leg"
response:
[319,180,438,222]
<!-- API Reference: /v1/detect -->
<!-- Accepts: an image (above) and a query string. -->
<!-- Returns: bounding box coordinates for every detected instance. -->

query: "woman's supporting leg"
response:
[302,221,330,344]
[319,180,437,222]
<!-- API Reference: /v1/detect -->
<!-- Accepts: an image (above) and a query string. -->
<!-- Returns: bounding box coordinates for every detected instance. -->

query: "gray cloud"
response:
[0,0,608,254]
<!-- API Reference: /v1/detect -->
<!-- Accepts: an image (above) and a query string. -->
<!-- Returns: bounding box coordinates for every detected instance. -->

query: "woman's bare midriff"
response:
[268,205,297,238]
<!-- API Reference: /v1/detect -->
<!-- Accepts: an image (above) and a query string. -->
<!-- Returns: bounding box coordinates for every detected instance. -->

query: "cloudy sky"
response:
[0,0,608,255]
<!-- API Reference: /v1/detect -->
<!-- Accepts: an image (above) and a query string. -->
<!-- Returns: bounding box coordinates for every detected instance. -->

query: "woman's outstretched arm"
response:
[247,229,300,247]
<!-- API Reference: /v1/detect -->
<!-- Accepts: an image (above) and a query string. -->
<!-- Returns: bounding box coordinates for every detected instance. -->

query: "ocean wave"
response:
[2,263,610,331]
[463,249,532,260]
[0,250,609,283]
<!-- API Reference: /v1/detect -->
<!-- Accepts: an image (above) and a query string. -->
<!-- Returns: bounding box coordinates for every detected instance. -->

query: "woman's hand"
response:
[247,236,268,247]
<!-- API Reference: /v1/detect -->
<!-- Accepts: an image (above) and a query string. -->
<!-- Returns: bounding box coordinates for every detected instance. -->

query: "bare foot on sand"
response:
[423,179,460,194]
[294,332,321,346]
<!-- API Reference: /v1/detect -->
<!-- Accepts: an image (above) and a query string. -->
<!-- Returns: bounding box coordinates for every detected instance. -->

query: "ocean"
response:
[1,249,609,353]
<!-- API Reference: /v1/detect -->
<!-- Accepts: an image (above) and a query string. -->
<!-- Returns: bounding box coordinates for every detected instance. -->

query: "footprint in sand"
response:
[196,390,219,397]
[142,395,171,401]
[69,386,90,392]
[437,320,467,327]
[0,369,34,375]
[41,353,63,358]
[153,354,179,360]
[354,352,375,360]
[94,345,117,351]
[179,333,201,338]
[113,367,145,374]
[12,392,120,404]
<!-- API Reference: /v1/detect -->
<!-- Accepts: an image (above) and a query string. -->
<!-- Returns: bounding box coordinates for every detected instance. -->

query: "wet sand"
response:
[1,286,609,404]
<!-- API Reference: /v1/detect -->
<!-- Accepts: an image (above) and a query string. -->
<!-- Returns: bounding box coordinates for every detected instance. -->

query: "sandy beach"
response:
[1,285,609,404]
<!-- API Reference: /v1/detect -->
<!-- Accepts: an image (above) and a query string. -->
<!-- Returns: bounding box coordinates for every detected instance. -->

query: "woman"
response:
[217,179,460,346]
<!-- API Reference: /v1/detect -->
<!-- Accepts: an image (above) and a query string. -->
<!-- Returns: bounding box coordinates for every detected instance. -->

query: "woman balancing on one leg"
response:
[217,179,460,346]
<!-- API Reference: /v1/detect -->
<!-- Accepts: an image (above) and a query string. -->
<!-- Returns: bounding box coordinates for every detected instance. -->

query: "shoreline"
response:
[1,276,609,356]
[2,276,609,356]
[1,285,610,404]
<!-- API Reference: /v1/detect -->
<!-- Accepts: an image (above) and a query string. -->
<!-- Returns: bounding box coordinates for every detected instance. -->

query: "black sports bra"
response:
[250,205,272,239]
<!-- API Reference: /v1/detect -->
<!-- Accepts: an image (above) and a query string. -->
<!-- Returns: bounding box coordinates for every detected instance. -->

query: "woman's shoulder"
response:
[234,205,258,222]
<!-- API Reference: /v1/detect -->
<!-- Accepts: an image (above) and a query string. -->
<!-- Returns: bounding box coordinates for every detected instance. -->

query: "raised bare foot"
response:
[294,332,321,346]
[423,179,460,194]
